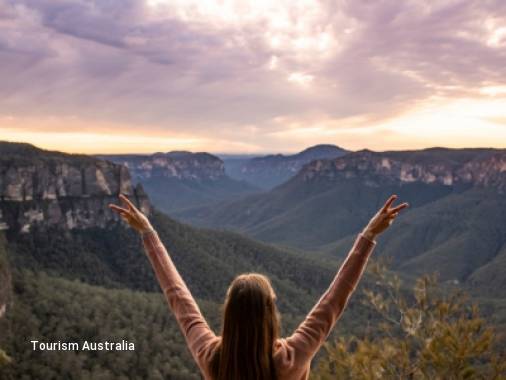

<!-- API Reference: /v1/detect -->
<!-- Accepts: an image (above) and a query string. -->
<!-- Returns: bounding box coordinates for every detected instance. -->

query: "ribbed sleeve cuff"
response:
[141,228,159,250]
[141,227,156,238]
[358,232,376,245]
[352,233,377,259]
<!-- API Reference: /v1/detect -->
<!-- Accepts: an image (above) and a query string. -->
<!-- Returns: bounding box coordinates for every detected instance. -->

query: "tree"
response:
[311,260,506,380]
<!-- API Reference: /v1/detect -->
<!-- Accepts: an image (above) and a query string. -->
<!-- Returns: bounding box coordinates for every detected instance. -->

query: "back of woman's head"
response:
[210,273,280,380]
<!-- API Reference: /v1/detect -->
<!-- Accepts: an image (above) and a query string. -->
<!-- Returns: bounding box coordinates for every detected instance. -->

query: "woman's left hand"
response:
[362,195,409,241]
[109,194,153,233]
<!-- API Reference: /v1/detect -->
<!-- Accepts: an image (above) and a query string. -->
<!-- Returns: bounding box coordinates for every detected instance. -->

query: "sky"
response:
[0,0,505,154]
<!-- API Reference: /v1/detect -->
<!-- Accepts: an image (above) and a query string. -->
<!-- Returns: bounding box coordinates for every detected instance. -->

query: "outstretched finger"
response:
[381,195,398,212]
[389,203,409,214]
[109,204,129,215]
[119,194,136,211]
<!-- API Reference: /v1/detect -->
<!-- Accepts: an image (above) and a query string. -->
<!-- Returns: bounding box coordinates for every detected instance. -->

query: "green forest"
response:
[1,208,505,378]
[0,211,356,378]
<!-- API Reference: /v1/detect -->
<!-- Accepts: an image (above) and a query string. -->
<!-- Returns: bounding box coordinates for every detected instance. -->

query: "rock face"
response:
[298,148,506,192]
[99,151,259,214]
[0,142,150,234]
[98,151,226,182]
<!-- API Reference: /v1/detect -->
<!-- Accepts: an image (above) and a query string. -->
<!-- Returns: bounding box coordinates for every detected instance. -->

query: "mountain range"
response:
[97,145,350,213]
[176,147,506,298]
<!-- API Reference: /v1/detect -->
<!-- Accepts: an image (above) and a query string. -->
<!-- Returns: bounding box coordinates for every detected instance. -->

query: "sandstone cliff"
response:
[98,150,259,213]
[299,148,506,192]
[98,151,226,182]
[0,142,150,234]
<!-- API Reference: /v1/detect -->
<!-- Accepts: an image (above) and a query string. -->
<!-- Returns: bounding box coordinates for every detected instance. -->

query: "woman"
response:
[109,194,408,380]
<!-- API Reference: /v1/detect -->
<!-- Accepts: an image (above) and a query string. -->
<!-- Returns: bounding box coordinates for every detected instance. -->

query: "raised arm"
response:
[285,195,409,365]
[109,194,217,369]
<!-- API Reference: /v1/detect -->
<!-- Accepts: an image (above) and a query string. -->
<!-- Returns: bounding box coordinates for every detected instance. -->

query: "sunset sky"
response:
[1,0,505,154]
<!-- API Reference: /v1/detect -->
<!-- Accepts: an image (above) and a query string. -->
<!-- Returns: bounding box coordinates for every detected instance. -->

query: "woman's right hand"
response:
[109,194,153,234]
[362,195,409,241]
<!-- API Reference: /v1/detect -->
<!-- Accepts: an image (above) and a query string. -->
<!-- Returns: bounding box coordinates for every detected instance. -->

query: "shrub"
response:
[312,260,506,380]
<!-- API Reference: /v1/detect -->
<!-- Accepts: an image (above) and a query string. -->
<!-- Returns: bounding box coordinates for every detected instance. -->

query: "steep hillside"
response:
[1,269,214,379]
[326,189,506,292]
[100,151,258,213]
[8,210,338,315]
[222,144,349,189]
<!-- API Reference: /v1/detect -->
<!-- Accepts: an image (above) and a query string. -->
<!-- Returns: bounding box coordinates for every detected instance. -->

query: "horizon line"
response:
[1,139,504,157]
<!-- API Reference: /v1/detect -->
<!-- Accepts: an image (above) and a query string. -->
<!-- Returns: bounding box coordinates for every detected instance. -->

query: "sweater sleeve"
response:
[141,229,218,370]
[284,233,376,365]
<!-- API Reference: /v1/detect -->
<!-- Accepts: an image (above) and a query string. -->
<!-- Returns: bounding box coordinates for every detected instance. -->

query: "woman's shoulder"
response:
[200,336,221,365]
[274,338,285,349]
[273,338,295,364]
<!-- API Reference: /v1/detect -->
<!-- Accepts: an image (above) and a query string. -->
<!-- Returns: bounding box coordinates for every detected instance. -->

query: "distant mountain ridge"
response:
[223,144,350,189]
[99,151,258,213]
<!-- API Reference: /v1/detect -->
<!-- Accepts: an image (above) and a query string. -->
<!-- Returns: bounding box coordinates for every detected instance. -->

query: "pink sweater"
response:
[142,230,376,380]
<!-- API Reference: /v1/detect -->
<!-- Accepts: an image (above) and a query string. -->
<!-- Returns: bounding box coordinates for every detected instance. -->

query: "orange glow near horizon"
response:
[1,95,505,155]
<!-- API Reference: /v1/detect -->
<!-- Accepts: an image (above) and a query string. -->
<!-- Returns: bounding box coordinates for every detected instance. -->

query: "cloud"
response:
[0,0,505,152]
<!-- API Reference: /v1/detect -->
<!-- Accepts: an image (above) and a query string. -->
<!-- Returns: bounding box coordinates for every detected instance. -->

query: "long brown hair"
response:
[210,273,280,380]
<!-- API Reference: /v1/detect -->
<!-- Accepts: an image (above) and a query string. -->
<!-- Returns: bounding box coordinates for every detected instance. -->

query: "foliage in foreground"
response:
[312,261,506,380]
[0,269,208,380]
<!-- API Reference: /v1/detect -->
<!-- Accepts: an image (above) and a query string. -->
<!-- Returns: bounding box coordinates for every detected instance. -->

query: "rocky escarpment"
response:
[0,142,150,234]
[100,151,258,213]
[99,151,226,182]
[299,148,506,192]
